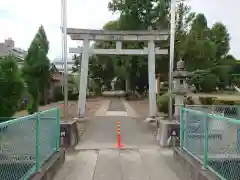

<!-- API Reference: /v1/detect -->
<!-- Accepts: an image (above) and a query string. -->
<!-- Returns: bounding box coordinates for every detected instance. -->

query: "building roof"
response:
[52,57,74,73]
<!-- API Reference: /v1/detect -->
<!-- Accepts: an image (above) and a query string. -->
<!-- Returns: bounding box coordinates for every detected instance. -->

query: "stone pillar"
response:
[78,39,90,117]
[148,40,156,117]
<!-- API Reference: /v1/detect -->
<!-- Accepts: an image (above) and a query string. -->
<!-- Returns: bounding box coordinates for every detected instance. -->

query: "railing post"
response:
[36,113,40,171]
[203,114,209,169]
[56,108,60,151]
[180,104,184,150]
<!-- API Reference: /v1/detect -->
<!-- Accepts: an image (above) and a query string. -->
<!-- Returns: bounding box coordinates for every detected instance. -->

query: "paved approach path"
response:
[54,99,185,180]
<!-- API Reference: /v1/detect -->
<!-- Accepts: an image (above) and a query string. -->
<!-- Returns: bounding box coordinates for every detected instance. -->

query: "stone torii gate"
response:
[67,28,169,118]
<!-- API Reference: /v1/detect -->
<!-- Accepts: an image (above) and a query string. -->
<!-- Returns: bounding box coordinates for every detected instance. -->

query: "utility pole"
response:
[61,0,64,93]
[61,0,68,118]
[168,0,177,121]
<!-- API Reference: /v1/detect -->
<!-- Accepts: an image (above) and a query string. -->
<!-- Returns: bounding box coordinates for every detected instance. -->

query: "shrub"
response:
[88,78,102,96]
[213,98,240,105]
[157,93,175,114]
[53,86,80,101]
[93,86,102,96]
[68,91,78,100]
[184,96,195,105]
[188,70,218,92]
[159,87,168,95]
[27,98,39,114]
[201,73,218,92]
[125,91,132,100]
[198,96,215,105]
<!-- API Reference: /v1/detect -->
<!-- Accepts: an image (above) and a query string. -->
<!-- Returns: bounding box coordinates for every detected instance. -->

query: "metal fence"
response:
[180,105,240,180]
[185,104,240,119]
[0,108,60,180]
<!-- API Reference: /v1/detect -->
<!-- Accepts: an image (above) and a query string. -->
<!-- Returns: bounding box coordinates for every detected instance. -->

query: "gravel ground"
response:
[127,99,149,118]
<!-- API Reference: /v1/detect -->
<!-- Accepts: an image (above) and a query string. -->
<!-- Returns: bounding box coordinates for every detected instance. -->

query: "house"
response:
[49,64,77,102]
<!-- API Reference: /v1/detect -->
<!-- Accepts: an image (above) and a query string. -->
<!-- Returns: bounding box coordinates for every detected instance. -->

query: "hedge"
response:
[157,93,175,114]
[198,96,216,105]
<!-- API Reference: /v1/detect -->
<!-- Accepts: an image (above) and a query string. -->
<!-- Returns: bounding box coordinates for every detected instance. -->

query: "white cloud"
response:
[0,0,239,60]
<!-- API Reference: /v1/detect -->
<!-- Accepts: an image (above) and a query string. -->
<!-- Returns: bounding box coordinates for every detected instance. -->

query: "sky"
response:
[0,0,239,60]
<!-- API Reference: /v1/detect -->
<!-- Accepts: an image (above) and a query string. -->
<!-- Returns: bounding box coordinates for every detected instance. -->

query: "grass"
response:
[14,102,66,117]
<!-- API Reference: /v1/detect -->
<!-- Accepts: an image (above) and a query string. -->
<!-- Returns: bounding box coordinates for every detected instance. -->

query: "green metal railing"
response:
[180,105,240,180]
[0,108,60,180]
[185,104,240,119]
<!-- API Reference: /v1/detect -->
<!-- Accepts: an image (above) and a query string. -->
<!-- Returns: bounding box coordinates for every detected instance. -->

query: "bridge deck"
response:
[53,99,186,180]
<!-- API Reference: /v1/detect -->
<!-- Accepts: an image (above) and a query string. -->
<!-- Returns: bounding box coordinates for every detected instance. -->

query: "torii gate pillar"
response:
[78,39,90,117]
[148,40,157,118]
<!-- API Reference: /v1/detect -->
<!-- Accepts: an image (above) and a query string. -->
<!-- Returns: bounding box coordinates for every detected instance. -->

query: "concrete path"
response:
[53,99,184,180]
[108,98,125,111]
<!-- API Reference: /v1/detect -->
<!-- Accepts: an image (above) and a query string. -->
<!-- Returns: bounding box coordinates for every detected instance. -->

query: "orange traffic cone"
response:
[115,121,124,148]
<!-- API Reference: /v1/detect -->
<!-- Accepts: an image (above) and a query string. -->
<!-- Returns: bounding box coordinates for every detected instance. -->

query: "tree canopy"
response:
[71,0,236,93]
[0,56,24,118]
[22,25,51,113]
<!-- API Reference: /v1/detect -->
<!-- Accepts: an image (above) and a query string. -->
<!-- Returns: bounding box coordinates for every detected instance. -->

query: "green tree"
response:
[89,20,121,89]
[209,23,233,89]
[22,25,50,114]
[37,26,51,103]
[72,54,81,73]
[89,55,115,88]
[107,0,169,91]
[175,2,195,60]
[210,22,230,60]
[0,56,24,118]
[86,1,234,93]
[183,14,216,71]
[231,58,240,77]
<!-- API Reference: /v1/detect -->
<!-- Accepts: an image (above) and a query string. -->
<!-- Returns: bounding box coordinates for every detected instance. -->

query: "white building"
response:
[0,38,26,67]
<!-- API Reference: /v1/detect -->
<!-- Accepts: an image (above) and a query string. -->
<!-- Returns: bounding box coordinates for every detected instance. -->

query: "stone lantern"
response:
[157,59,189,147]
[172,59,189,122]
